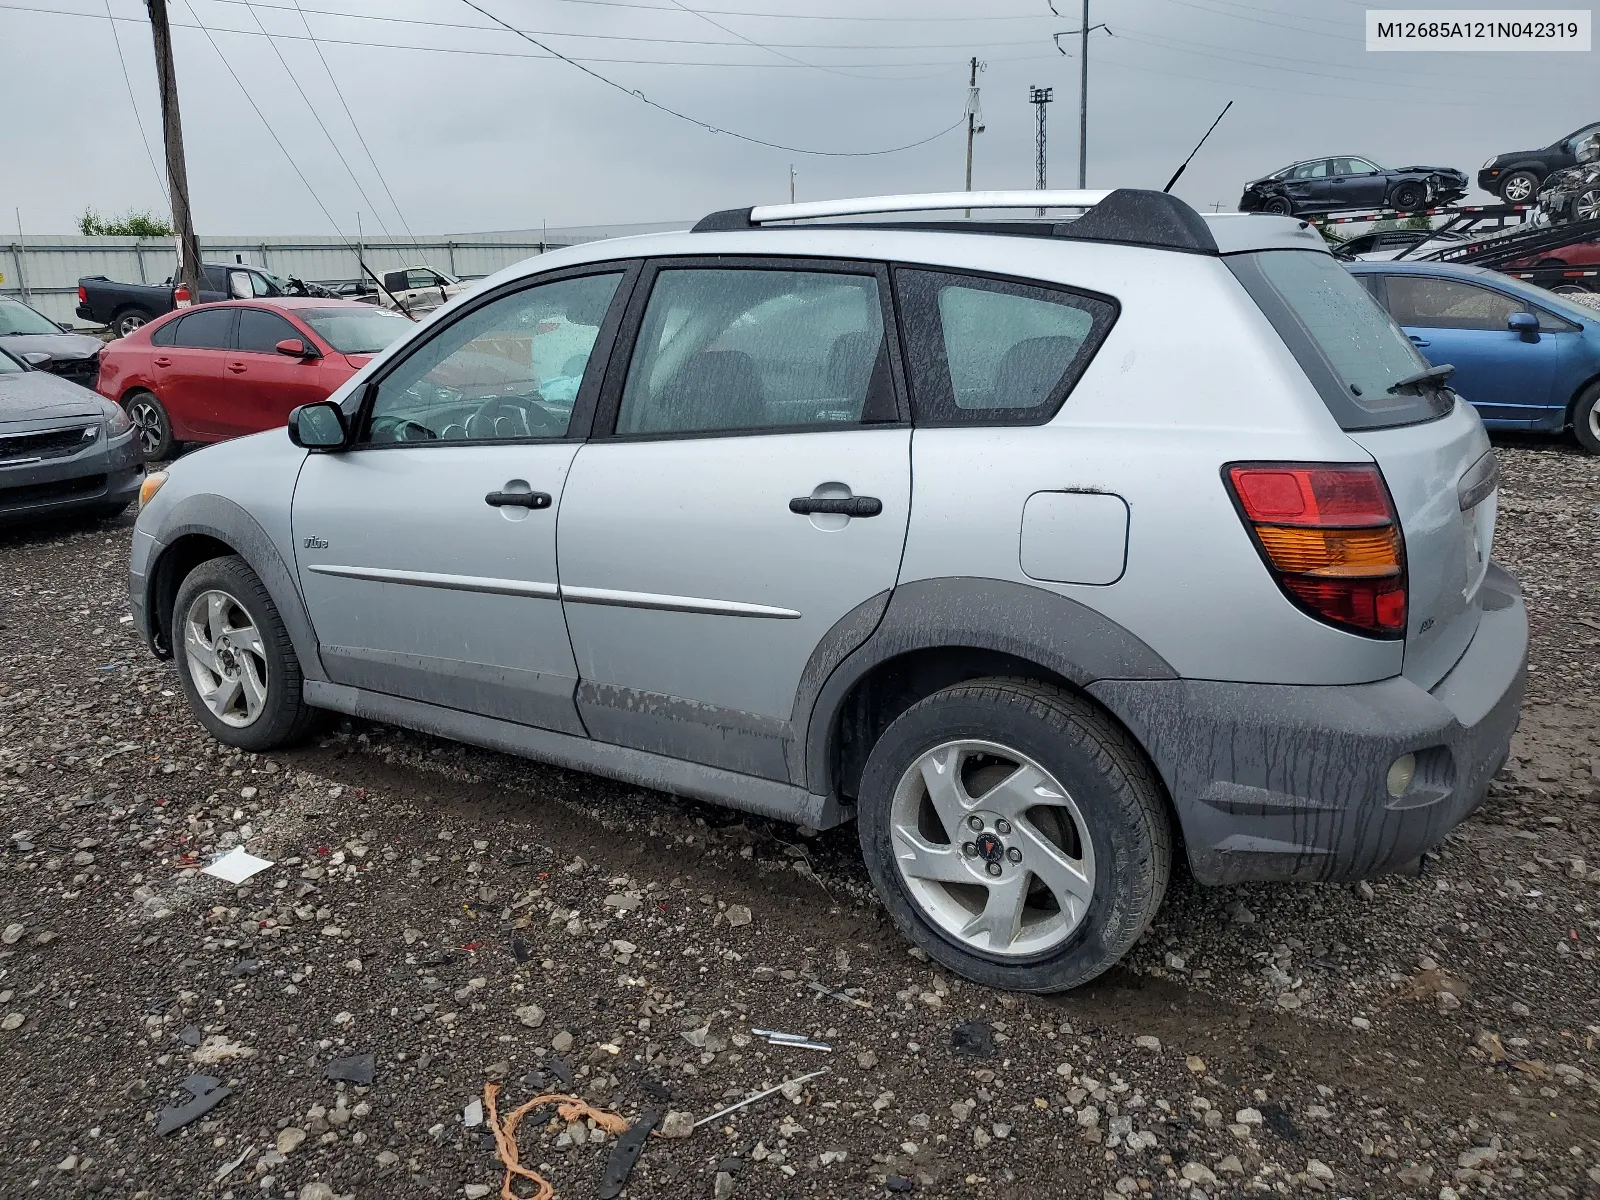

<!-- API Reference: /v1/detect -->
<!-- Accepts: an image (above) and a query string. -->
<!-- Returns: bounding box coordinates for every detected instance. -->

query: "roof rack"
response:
[691,188,1221,255]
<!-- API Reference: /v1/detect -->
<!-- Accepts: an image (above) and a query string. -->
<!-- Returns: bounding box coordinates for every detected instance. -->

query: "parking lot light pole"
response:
[145,0,202,304]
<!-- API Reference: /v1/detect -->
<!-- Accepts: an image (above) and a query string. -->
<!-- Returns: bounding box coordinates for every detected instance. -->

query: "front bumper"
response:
[1477,167,1504,193]
[0,431,143,525]
[1091,562,1527,885]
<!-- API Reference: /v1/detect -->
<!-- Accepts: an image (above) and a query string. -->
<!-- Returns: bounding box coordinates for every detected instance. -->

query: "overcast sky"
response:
[1,0,1594,236]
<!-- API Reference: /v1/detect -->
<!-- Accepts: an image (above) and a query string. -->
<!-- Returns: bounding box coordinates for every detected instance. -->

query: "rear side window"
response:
[171,307,235,350]
[150,318,179,346]
[895,269,1116,425]
[1227,251,1451,431]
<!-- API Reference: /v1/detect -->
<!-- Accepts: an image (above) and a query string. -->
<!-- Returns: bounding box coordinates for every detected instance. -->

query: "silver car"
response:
[128,189,1526,993]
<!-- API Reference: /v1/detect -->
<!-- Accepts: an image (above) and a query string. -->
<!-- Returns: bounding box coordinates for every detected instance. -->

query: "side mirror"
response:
[57,321,75,332]
[287,401,348,450]
[228,272,252,300]
[1507,311,1540,341]
[275,337,319,360]
[20,351,51,367]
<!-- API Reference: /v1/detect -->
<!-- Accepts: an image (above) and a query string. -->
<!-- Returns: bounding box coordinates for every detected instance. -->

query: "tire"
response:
[1572,381,1600,455]
[1575,187,1600,224]
[111,307,153,339]
[171,555,318,751]
[1390,181,1426,211]
[1499,170,1540,204]
[125,391,174,460]
[856,679,1172,993]
[1262,196,1294,216]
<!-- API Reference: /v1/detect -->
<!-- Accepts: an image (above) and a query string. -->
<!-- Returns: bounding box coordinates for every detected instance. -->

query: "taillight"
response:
[77,285,87,304]
[1224,463,1406,638]
[174,286,191,307]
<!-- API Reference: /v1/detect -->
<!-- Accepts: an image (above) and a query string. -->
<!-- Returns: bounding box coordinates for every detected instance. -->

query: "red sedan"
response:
[96,298,413,459]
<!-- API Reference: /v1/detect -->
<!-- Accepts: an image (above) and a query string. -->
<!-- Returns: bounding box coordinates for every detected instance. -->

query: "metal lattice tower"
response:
[1029,86,1053,199]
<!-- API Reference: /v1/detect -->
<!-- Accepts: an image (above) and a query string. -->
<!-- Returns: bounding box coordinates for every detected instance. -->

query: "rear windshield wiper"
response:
[1387,363,1455,394]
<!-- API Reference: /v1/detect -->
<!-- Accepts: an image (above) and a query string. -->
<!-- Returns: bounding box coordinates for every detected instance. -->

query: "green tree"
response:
[77,207,175,237]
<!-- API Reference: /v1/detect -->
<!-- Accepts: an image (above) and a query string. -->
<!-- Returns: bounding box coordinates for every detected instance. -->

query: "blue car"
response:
[1345,259,1600,453]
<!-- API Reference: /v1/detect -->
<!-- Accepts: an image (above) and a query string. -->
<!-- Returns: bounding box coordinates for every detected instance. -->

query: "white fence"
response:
[2,222,684,327]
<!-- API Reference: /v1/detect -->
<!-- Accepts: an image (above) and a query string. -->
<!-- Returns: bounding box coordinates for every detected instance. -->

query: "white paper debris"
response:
[202,846,274,885]
[463,1099,484,1127]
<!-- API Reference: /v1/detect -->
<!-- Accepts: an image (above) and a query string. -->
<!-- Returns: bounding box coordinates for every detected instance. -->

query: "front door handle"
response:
[789,495,882,518]
[486,490,552,510]
[226,362,247,373]
[1408,335,1431,347]
[153,357,172,367]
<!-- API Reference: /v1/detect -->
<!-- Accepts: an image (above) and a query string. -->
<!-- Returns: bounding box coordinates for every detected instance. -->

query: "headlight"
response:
[1482,157,1496,169]
[139,470,168,510]
[105,405,133,438]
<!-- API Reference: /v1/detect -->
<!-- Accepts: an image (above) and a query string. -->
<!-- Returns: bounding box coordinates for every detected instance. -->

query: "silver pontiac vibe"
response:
[128,189,1526,993]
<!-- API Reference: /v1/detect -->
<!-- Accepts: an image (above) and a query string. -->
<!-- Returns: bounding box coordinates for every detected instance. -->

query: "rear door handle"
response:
[789,495,882,518]
[153,357,172,367]
[226,362,247,373]
[486,490,552,509]
[1408,335,1431,347]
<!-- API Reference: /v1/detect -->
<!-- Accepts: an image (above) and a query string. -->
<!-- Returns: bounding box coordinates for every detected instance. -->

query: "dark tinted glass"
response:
[894,269,1115,425]
[150,317,179,346]
[1228,251,1451,430]
[171,307,234,349]
[236,308,302,353]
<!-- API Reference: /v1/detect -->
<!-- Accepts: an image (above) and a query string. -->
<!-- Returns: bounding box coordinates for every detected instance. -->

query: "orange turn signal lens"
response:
[1253,525,1402,578]
[139,470,168,510]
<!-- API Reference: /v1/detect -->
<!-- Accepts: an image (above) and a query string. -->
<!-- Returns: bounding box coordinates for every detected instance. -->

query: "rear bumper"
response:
[1091,562,1527,885]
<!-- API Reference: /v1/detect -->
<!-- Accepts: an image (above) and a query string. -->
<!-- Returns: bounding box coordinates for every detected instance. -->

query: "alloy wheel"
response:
[888,739,1095,958]
[1502,175,1536,203]
[183,589,269,727]
[127,398,165,457]
[1576,189,1600,222]
[117,313,147,337]
[1588,399,1600,446]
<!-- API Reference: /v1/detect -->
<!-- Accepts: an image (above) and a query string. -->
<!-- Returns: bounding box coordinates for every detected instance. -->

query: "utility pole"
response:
[963,57,986,213]
[1052,2,1110,189]
[145,0,201,304]
[1030,86,1053,215]
[789,165,796,203]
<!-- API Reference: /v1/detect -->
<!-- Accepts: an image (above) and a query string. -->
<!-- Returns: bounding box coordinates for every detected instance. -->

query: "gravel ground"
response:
[1,440,1597,1200]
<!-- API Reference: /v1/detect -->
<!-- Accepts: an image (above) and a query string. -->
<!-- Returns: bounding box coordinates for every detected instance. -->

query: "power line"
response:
[455,0,968,156]
[103,0,169,202]
[176,0,346,235]
[240,0,394,237]
[654,0,886,79]
[242,0,1059,21]
[286,0,418,246]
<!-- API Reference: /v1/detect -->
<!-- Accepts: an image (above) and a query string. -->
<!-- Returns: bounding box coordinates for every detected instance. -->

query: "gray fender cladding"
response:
[800,576,1176,794]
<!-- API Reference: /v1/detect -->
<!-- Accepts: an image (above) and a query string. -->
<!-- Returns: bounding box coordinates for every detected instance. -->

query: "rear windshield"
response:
[1227,250,1453,430]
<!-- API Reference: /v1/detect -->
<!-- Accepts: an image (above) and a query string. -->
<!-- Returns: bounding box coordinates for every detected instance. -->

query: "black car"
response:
[1239,156,1468,217]
[0,297,104,389]
[0,345,143,525]
[1479,121,1600,204]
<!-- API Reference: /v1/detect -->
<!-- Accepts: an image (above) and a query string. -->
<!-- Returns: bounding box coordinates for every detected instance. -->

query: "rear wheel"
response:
[111,307,153,339]
[171,555,318,751]
[1572,381,1600,455]
[1262,196,1294,216]
[1575,187,1600,223]
[1499,170,1540,204]
[1390,181,1426,211]
[856,679,1171,993]
[125,391,173,460]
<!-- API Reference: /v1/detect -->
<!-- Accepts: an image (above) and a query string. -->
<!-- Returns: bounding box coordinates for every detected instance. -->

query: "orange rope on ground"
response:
[484,1081,633,1200]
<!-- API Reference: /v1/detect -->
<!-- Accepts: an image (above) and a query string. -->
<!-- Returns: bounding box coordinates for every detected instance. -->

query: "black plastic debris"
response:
[545,1055,575,1088]
[155,1075,231,1135]
[715,1156,744,1175]
[511,934,531,964]
[324,1052,376,1085]
[886,1175,916,1193]
[597,1106,662,1199]
[950,1020,996,1059]
[230,959,262,977]
[639,1076,677,1105]
[178,1025,202,1048]
[519,1069,549,1092]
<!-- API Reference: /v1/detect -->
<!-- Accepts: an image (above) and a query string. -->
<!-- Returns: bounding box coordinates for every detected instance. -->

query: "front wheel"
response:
[171,555,318,751]
[1499,170,1539,204]
[856,679,1171,993]
[1390,182,1426,211]
[1573,381,1600,455]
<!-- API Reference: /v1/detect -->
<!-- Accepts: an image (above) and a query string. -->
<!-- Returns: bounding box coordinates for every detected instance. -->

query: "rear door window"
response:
[1227,250,1452,430]
[171,307,235,350]
[894,269,1116,425]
